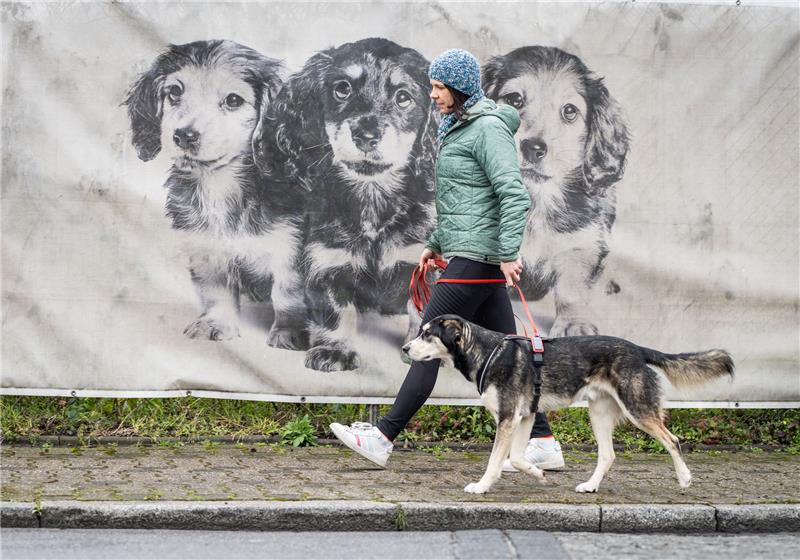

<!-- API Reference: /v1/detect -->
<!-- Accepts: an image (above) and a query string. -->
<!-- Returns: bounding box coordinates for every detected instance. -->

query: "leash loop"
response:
[409,258,544,354]
[410,260,546,411]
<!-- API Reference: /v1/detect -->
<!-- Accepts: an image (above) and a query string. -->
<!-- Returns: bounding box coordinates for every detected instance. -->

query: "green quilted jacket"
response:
[425,98,531,264]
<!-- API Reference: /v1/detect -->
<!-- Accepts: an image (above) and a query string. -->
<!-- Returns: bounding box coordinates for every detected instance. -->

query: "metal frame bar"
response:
[1,388,797,408]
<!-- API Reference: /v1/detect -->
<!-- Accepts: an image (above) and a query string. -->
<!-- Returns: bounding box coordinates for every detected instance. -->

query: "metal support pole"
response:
[367,403,379,425]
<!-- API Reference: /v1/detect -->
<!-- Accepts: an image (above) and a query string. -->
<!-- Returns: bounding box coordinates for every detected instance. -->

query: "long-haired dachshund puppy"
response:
[254,37,438,371]
[125,39,309,349]
[483,46,630,337]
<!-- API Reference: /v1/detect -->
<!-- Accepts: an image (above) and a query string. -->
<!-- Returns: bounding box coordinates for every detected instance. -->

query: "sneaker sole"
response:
[502,459,566,473]
[330,424,388,469]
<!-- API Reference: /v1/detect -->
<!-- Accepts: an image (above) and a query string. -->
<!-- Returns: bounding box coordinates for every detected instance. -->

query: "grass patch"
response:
[1,396,798,450]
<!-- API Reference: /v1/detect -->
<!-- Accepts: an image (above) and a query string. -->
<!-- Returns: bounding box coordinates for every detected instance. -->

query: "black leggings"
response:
[377,257,552,441]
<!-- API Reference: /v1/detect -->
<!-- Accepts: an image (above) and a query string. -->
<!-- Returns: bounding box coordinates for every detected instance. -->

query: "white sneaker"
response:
[330,422,393,468]
[502,437,565,472]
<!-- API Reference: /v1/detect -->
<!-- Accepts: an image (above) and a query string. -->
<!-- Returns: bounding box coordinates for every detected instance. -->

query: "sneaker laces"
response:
[350,422,376,432]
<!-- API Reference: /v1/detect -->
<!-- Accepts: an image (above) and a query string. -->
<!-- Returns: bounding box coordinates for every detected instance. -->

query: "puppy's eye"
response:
[502,92,524,109]
[224,93,244,109]
[166,83,183,104]
[395,89,413,109]
[561,103,579,122]
[333,81,352,101]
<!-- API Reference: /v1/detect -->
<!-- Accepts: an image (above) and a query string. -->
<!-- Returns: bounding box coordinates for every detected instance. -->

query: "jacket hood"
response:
[463,97,520,134]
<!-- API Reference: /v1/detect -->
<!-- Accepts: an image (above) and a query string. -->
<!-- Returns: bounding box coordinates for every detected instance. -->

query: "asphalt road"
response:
[2,529,799,559]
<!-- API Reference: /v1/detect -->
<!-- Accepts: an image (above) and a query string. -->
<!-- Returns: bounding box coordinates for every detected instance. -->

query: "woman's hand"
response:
[419,248,443,269]
[500,257,523,286]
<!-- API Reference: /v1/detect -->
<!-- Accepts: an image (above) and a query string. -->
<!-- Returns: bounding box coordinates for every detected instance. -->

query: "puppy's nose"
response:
[352,129,381,152]
[351,115,382,152]
[401,343,410,355]
[521,138,547,163]
[173,127,200,150]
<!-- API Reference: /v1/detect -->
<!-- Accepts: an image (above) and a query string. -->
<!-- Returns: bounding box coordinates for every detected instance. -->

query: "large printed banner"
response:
[2,1,798,404]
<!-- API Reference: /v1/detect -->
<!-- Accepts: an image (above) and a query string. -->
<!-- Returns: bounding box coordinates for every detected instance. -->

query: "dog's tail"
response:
[639,346,734,387]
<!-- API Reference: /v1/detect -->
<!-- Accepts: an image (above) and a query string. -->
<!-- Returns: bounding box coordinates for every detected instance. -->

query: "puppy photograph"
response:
[404,315,733,495]
[254,37,438,372]
[483,46,630,337]
[125,39,309,349]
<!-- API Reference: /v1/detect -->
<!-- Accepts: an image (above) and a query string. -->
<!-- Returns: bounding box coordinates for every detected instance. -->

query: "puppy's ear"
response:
[249,59,284,175]
[411,102,439,189]
[249,56,284,108]
[583,74,630,195]
[252,51,333,189]
[123,55,168,161]
[481,56,508,100]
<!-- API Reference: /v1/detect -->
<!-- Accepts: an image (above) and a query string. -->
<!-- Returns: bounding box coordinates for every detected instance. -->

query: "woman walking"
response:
[331,49,563,472]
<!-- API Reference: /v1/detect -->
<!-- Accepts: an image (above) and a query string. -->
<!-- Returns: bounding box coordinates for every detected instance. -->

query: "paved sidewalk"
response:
[2,443,798,531]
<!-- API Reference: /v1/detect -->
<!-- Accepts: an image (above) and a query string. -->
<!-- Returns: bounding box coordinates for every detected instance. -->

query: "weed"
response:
[144,488,162,501]
[419,444,449,458]
[32,490,43,520]
[280,415,317,447]
[2,397,798,449]
[394,503,407,531]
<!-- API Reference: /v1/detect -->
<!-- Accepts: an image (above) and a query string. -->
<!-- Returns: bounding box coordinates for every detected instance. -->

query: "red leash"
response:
[408,259,544,353]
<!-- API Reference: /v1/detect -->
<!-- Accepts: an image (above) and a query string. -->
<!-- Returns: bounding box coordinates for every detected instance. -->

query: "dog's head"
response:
[124,40,283,170]
[252,37,437,191]
[483,46,630,195]
[402,315,471,370]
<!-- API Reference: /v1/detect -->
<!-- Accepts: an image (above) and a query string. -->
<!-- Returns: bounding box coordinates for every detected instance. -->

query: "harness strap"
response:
[477,336,545,415]
[476,344,502,395]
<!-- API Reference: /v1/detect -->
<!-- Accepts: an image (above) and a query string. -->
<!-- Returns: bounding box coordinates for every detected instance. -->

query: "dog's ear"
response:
[481,55,508,100]
[582,74,630,195]
[411,101,439,189]
[252,51,333,189]
[123,53,169,161]
[249,59,285,175]
[247,53,284,109]
[440,318,464,348]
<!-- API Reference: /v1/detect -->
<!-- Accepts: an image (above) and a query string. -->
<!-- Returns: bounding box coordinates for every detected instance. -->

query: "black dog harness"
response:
[477,335,546,415]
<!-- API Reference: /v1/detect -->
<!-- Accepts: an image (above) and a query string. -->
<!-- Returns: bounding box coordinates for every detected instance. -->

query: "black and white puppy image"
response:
[125,40,308,348]
[404,315,733,494]
[483,46,630,337]
[254,37,438,371]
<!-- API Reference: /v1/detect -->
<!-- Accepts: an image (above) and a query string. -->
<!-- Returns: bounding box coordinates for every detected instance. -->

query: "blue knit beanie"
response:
[429,49,486,144]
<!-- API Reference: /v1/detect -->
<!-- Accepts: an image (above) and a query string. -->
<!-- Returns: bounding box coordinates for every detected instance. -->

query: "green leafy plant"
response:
[394,503,407,531]
[280,415,317,447]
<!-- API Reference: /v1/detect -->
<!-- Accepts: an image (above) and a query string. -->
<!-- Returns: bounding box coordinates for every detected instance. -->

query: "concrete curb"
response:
[3,501,799,533]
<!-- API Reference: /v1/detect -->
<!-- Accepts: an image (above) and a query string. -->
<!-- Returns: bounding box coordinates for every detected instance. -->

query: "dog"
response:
[125,39,309,349]
[403,315,734,494]
[483,46,630,337]
[253,37,438,371]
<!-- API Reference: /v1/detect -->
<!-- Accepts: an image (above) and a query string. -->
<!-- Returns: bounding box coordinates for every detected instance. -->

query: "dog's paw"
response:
[304,345,361,372]
[183,316,239,341]
[575,481,599,493]
[464,482,490,494]
[267,326,309,351]
[678,473,692,490]
[549,316,598,338]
